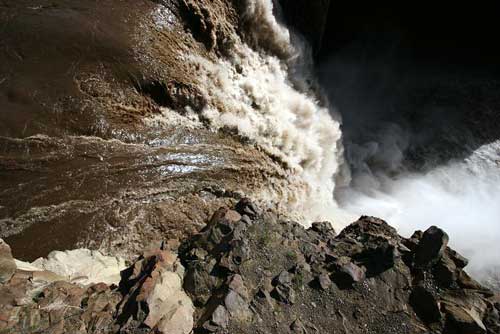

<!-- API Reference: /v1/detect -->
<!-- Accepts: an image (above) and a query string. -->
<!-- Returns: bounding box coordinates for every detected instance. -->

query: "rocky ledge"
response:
[1,200,499,333]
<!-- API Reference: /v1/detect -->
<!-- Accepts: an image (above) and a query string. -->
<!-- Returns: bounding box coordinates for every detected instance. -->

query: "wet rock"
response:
[415,226,449,267]
[0,239,16,284]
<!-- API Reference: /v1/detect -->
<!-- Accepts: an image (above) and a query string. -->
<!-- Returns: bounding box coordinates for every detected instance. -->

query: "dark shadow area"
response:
[316,2,500,173]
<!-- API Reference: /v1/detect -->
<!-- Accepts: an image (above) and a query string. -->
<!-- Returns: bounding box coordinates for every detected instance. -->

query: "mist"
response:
[337,135,500,278]
[315,13,500,283]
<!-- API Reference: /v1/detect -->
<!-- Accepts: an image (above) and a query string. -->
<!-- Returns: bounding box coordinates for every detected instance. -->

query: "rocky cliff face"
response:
[1,200,499,333]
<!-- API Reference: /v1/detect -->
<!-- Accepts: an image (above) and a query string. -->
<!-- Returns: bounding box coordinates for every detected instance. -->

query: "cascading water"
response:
[171,0,348,224]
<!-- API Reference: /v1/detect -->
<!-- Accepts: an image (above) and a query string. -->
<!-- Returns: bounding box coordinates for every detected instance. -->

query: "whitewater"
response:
[165,0,500,279]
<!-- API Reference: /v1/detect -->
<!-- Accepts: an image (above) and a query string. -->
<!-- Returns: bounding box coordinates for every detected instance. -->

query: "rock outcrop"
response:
[179,200,500,333]
[0,239,193,333]
[1,200,499,333]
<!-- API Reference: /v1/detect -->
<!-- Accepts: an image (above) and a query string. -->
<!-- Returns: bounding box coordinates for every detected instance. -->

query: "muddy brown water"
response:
[0,0,286,260]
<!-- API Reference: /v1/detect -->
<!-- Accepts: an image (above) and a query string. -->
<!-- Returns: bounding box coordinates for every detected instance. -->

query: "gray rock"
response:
[290,318,308,333]
[272,284,296,305]
[211,305,229,329]
[333,260,366,288]
[223,275,251,320]
[274,270,293,286]
[317,273,332,290]
[225,290,250,320]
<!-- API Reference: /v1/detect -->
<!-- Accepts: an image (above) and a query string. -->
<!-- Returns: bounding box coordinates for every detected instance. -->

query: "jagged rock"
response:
[410,286,442,324]
[332,258,366,288]
[310,221,336,239]
[0,239,16,284]
[272,283,296,305]
[458,270,486,291]
[117,249,194,334]
[434,255,458,287]
[213,305,229,328]
[447,249,469,269]
[224,275,251,320]
[316,273,332,290]
[443,303,487,334]
[168,201,500,333]
[274,270,293,286]
[234,198,259,218]
[290,319,308,333]
[483,304,500,333]
[183,259,217,306]
[1,200,498,334]
[415,226,449,267]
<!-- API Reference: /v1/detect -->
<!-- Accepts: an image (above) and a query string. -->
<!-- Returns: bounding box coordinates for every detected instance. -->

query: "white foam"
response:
[189,44,343,222]
[242,0,293,57]
[151,0,347,223]
[340,140,500,276]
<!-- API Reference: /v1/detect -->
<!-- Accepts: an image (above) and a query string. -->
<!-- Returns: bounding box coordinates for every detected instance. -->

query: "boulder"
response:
[415,226,449,267]
[204,305,229,332]
[224,275,251,320]
[117,249,194,334]
[317,273,332,290]
[443,303,486,334]
[332,258,366,288]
